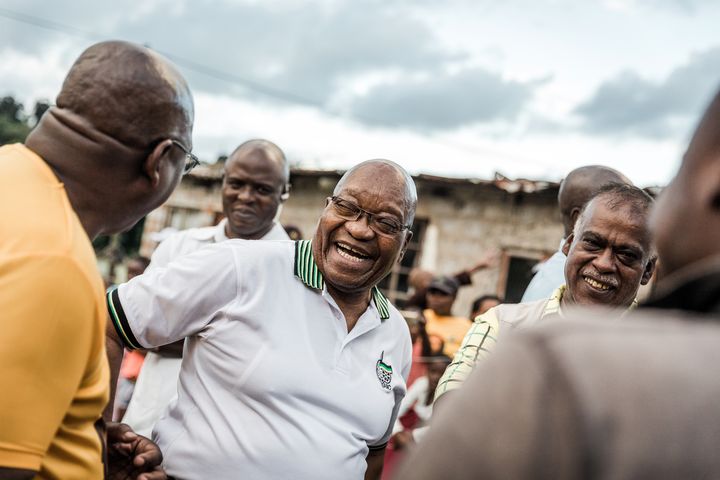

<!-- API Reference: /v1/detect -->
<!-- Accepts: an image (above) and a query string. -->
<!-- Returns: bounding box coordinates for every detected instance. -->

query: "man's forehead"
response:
[225,152,285,181]
[337,184,407,213]
[579,213,651,251]
[340,164,406,194]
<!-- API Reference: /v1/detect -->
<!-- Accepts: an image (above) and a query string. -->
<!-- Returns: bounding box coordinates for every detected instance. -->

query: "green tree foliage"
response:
[0,95,51,145]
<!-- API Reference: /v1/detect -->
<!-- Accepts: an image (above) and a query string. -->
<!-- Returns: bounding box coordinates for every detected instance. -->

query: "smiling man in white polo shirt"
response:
[106,159,416,480]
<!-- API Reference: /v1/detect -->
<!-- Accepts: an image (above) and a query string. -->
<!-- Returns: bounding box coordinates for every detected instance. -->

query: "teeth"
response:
[337,243,369,258]
[336,243,369,262]
[584,277,611,291]
[338,248,362,262]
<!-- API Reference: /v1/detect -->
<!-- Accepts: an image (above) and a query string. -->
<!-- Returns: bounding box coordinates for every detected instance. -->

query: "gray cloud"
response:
[347,68,539,129]
[574,47,720,138]
[0,1,544,130]
[0,1,463,104]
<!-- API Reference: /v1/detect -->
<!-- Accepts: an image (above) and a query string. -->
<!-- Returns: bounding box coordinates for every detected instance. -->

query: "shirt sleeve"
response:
[145,234,178,271]
[0,255,98,470]
[434,307,500,401]
[107,243,239,349]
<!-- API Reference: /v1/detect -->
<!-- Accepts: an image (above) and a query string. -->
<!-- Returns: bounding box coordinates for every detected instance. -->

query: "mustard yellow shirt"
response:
[0,144,108,478]
[423,309,472,357]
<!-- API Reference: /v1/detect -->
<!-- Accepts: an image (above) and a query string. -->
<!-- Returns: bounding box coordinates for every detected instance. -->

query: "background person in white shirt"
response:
[106,159,416,480]
[120,139,290,437]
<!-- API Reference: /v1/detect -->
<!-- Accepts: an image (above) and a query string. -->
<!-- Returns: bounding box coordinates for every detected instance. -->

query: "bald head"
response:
[226,139,289,184]
[24,40,195,239]
[558,165,632,237]
[221,138,290,239]
[334,159,418,225]
[56,40,194,148]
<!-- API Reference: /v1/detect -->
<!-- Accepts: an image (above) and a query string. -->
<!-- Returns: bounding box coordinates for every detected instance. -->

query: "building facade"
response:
[139,162,563,318]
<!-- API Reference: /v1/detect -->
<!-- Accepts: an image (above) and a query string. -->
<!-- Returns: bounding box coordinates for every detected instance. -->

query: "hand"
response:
[106,422,167,480]
[391,430,415,450]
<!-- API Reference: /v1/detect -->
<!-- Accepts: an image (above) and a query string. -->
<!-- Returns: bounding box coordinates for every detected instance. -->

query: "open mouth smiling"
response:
[583,275,616,292]
[335,242,372,263]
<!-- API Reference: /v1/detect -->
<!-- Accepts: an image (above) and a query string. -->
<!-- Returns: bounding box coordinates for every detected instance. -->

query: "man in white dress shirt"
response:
[121,139,290,437]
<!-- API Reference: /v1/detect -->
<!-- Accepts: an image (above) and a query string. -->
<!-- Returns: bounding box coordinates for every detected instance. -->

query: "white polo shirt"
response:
[150,218,290,266]
[108,240,412,480]
[121,219,289,436]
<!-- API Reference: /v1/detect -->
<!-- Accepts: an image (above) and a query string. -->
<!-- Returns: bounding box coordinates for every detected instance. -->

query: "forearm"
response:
[364,447,385,480]
[104,320,126,422]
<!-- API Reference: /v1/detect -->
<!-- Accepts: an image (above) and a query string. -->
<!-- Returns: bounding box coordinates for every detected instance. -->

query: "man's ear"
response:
[397,231,413,264]
[641,255,658,285]
[143,140,174,188]
[561,234,574,256]
[280,183,291,202]
[708,160,720,211]
[569,208,581,231]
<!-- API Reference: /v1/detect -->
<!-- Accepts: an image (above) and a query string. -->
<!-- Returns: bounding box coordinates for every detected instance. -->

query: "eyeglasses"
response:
[171,140,201,175]
[329,196,410,236]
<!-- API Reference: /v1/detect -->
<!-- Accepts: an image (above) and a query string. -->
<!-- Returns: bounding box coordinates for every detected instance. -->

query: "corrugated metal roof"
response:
[187,164,561,194]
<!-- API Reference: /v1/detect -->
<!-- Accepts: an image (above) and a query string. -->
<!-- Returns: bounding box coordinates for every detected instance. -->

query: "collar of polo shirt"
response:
[294,240,390,320]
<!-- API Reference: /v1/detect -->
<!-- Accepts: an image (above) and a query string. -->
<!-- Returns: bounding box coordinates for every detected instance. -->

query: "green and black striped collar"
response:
[294,240,390,320]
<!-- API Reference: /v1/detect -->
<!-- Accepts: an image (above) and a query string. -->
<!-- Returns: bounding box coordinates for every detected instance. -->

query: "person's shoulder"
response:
[225,237,295,253]
[511,309,720,370]
[504,311,720,424]
[221,238,297,269]
[385,304,412,338]
[494,299,544,316]
[493,298,548,327]
[4,252,103,329]
[187,224,217,239]
[261,222,291,241]
[167,224,218,244]
[0,144,81,256]
[151,224,224,264]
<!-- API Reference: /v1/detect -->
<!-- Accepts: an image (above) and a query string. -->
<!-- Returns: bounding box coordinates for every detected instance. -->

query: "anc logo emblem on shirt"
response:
[376,351,393,391]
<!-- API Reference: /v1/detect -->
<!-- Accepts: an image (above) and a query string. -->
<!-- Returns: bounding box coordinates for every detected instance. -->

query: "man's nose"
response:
[236,185,254,202]
[592,249,616,272]
[344,213,375,240]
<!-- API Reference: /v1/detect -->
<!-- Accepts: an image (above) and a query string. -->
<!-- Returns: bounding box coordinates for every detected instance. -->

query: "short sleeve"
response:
[0,255,97,470]
[434,307,500,400]
[108,243,239,349]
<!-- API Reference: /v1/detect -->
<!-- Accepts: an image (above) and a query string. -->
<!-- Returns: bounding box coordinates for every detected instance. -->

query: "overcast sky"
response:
[2,0,719,186]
